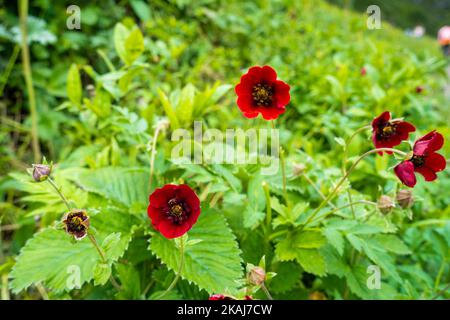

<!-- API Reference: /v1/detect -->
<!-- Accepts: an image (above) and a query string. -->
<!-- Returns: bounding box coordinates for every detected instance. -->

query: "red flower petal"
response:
[261,65,277,82]
[414,166,437,182]
[149,184,177,208]
[176,184,200,210]
[158,219,193,239]
[395,121,416,140]
[371,111,391,130]
[394,161,417,187]
[260,106,286,120]
[274,80,291,107]
[424,152,447,172]
[413,131,444,156]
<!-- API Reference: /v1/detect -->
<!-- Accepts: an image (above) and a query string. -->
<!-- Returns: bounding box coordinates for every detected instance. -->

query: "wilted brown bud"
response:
[309,291,327,300]
[32,164,51,182]
[378,195,395,214]
[62,209,90,240]
[293,163,306,176]
[396,190,414,209]
[247,266,266,286]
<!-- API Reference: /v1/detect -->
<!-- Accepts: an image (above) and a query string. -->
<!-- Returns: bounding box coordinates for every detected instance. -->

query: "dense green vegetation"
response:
[0,0,448,300]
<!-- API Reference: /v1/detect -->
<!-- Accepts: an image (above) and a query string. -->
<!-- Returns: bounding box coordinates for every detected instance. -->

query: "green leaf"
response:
[115,263,141,299]
[158,88,180,130]
[67,167,149,210]
[93,263,111,286]
[176,84,195,127]
[295,230,326,248]
[9,208,136,293]
[114,23,129,65]
[67,64,82,106]
[270,262,302,294]
[124,27,145,65]
[149,209,243,294]
[102,233,123,261]
[373,234,411,255]
[324,227,345,256]
[296,248,326,276]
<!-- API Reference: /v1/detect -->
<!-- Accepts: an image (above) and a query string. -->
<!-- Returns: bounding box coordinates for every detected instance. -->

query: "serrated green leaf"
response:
[296,249,326,276]
[67,167,149,209]
[324,227,345,255]
[270,262,302,294]
[102,233,122,261]
[9,209,136,293]
[149,209,243,294]
[94,263,111,286]
[373,234,411,255]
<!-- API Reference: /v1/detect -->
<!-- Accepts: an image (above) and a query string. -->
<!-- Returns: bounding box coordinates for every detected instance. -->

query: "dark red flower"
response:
[235,65,290,120]
[415,86,423,94]
[208,294,233,300]
[394,131,446,187]
[360,67,367,76]
[208,294,253,300]
[371,111,416,154]
[62,209,90,240]
[147,184,200,239]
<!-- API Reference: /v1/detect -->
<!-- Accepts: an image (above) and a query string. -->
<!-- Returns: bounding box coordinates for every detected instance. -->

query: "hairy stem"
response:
[260,282,273,300]
[47,178,71,211]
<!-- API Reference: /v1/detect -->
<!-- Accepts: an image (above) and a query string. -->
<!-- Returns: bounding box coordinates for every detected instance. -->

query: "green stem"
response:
[302,173,336,209]
[88,233,121,291]
[156,239,184,300]
[0,45,20,96]
[47,178,71,211]
[260,282,273,300]
[262,182,272,234]
[271,120,288,204]
[304,147,406,227]
[19,0,40,163]
[309,200,377,225]
[148,123,165,193]
[88,233,107,263]
[268,229,288,241]
[342,125,371,219]
[280,147,288,201]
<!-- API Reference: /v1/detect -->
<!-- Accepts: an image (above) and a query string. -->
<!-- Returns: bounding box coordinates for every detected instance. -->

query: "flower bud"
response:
[62,209,90,240]
[396,190,414,209]
[247,266,266,286]
[32,164,51,182]
[293,163,306,176]
[377,195,395,214]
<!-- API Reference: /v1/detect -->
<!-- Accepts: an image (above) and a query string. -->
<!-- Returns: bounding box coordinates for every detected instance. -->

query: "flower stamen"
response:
[252,83,274,106]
